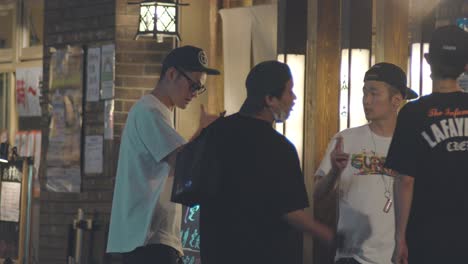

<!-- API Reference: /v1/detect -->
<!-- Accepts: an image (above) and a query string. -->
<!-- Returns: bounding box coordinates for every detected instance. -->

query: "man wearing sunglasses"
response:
[107,45,220,264]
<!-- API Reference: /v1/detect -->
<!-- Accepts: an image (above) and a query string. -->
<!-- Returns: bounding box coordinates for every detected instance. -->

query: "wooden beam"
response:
[18,159,29,264]
[207,0,224,114]
[305,0,341,263]
[375,0,409,69]
[304,0,341,183]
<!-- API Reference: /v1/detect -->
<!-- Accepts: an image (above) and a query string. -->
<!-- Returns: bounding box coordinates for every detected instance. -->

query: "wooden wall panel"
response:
[375,0,409,69]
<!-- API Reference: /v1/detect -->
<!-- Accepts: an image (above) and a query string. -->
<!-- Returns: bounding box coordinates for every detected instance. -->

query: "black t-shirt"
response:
[385,92,468,260]
[200,113,309,264]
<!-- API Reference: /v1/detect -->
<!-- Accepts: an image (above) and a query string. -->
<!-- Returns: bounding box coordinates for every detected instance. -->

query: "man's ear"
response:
[165,67,178,81]
[264,95,276,108]
[464,63,468,73]
[392,94,403,109]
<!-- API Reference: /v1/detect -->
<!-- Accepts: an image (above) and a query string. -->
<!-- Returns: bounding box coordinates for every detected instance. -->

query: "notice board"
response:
[0,160,23,260]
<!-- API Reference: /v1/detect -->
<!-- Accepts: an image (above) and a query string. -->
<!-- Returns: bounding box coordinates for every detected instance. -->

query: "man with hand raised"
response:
[314,63,417,264]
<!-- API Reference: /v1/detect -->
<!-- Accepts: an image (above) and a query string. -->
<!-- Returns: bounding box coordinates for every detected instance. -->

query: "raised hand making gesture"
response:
[330,136,349,175]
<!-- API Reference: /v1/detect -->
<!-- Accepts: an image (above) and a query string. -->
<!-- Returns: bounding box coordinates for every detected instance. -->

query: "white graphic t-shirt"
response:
[316,124,394,264]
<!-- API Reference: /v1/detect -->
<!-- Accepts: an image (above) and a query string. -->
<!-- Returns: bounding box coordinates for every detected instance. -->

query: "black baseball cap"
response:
[162,45,220,75]
[364,62,418,99]
[427,25,468,69]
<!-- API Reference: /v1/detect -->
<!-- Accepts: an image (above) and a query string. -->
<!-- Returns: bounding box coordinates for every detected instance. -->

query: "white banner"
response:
[16,67,42,117]
[220,5,277,115]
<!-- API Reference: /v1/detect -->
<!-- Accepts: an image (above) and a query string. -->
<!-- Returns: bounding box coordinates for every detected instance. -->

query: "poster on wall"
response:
[0,182,21,222]
[46,46,83,193]
[86,47,101,102]
[101,44,115,100]
[84,135,103,174]
[15,67,42,117]
[0,162,23,222]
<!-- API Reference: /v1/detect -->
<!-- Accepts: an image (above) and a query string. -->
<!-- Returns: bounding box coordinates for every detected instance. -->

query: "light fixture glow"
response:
[340,49,370,130]
[340,49,350,131]
[277,54,305,163]
[410,43,431,96]
[139,3,156,32]
[134,0,185,42]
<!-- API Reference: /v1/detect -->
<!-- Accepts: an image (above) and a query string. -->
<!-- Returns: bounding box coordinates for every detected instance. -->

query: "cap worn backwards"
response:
[427,25,468,69]
[364,62,418,100]
[162,45,220,75]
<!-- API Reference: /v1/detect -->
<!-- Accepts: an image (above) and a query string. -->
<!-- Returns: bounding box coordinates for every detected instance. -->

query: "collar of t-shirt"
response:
[142,94,174,127]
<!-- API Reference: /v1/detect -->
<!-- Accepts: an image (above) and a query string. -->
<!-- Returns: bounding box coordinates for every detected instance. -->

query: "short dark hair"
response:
[240,61,292,115]
[429,62,465,80]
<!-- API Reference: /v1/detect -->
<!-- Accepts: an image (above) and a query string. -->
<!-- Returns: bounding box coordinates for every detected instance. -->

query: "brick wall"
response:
[40,0,176,263]
[114,0,174,139]
[41,0,116,263]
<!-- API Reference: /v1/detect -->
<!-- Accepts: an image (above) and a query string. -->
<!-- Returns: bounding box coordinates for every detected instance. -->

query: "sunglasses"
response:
[176,68,206,95]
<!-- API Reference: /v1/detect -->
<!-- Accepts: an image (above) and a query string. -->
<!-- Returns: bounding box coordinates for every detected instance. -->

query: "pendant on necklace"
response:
[383,198,393,213]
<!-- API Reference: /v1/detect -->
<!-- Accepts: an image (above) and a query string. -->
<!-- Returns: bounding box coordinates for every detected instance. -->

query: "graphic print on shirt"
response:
[421,107,468,151]
[351,149,391,176]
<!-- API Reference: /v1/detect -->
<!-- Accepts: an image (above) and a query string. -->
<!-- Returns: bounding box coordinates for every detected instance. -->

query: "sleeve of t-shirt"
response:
[269,142,309,216]
[315,133,340,178]
[135,107,186,163]
[384,103,418,177]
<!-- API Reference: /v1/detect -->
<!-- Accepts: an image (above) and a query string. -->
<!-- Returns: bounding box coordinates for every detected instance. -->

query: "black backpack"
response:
[171,118,223,206]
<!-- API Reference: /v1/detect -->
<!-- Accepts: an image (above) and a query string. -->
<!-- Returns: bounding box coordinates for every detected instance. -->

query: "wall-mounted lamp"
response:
[0,142,8,163]
[130,0,188,43]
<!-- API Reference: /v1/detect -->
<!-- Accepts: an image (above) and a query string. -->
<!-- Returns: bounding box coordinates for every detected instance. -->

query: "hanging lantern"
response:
[131,0,188,42]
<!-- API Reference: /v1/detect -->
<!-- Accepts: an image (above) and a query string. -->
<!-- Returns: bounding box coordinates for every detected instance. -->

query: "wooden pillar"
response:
[207,0,224,114]
[375,0,409,69]
[305,0,341,263]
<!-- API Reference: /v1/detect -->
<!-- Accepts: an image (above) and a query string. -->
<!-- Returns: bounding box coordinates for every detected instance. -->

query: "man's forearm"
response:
[283,210,333,243]
[313,168,340,200]
[394,174,414,241]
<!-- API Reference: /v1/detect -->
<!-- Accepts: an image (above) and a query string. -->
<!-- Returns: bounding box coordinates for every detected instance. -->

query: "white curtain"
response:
[220,4,277,115]
[251,5,277,65]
